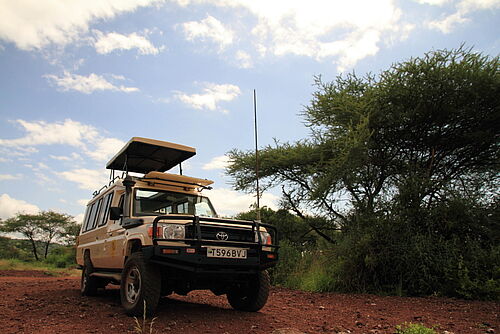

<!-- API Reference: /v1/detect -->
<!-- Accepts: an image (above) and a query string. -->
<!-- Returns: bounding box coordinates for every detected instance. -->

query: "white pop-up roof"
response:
[106,137,196,174]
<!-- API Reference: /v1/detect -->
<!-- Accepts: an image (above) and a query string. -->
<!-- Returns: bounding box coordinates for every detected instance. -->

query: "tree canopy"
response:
[227,47,499,298]
[0,211,78,260]
[228,47,499,231]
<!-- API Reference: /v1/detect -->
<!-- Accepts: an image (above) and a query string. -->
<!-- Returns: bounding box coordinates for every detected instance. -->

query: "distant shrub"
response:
[45,246,76,268]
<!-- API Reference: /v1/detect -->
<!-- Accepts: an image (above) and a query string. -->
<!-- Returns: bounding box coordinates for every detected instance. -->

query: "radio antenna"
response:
[253,89,261,221]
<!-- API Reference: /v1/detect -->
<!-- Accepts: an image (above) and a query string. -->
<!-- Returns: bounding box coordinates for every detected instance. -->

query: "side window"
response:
[81,205,91,233]
[97,192,114,227]
[84,201,98,232]
[118,194,124,225]
[177,202,188,214]
[89,198,103,231]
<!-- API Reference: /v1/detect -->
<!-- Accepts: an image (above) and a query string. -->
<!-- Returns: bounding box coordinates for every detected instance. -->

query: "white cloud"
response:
[0,119,97,148]
[85,137,125,161]
[427,12,469,33]
[93,30,162,55]
[0,145,38,157]
[174,83,241,112]
[0,0,163,50]
[50,152,82,161]
[57,168,108,191]
[74,213,85,225]
[33,172,56,187]
[208,188,279,217]
[427,0,500,33]
[176,0,405,70]
[414,0,451,5]
[235,50,253,69]
[77,199,89,206]
[203,155,230,170]
[45,71,139,94]
[38,162,49,169]
[181,15,234,51]
[0,119,125,162]
[0,194,39,220]
[459,0,500,11]
[0,174,22,181]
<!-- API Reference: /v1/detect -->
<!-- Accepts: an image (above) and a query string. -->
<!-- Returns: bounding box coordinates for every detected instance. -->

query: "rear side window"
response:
[97,192,114,227]
[83,201,98,232]
[83,199,102,232]
[80,206,90,233]
[90,198,103,230]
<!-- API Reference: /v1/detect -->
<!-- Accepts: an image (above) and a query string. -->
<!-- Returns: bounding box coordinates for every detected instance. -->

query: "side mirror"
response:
[109,207,123,220]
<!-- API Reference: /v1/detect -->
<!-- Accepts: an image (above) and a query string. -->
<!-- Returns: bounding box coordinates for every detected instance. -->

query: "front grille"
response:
[186,224,254,242]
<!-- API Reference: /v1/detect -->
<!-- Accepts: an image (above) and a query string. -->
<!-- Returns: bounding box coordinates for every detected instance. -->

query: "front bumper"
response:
[142,244,278,275]
[143,215,279,275]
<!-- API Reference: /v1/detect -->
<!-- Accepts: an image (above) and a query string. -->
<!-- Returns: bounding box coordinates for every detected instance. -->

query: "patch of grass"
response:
[0,258,80,276]
[395,322,437,334]
[133,301,157,334]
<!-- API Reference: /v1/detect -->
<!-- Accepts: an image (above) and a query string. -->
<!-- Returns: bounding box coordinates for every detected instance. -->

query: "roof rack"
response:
[141,171,213,191]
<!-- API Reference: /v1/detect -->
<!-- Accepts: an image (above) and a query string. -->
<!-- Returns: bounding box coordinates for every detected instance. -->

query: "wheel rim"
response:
[125,267,141,304]
[81,268,88,292]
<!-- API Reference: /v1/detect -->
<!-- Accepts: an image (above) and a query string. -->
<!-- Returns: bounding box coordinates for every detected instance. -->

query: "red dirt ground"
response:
[0,270,497,334]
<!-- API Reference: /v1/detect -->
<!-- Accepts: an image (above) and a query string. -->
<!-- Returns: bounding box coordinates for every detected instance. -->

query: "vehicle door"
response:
[91,190,114,268]
[101,191,127,269]
[78,197,103,267]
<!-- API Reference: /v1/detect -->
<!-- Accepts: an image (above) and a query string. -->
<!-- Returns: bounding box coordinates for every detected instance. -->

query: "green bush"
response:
[395,323,437,334]
[310,196,500,300]
[276,248,337,292]
[45,246,76,268]
[269,240,302,285]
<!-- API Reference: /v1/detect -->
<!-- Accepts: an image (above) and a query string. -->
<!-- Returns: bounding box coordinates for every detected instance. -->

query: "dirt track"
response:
[0,270,497,334]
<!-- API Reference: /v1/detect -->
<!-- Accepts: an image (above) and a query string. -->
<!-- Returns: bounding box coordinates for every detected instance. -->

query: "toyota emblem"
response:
[216,231,229,241]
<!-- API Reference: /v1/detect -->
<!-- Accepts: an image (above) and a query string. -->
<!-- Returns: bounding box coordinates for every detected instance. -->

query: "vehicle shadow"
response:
[92,286,245,316]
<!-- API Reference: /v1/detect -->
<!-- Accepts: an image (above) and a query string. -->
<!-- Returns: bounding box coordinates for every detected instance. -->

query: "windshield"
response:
[134,189,217,217]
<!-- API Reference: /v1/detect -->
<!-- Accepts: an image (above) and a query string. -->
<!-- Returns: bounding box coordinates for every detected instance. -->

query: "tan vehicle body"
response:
[76,137,278,316]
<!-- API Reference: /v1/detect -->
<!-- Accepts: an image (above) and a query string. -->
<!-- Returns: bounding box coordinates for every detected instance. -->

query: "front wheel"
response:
[227,270,270,312]
[120,252,161,317]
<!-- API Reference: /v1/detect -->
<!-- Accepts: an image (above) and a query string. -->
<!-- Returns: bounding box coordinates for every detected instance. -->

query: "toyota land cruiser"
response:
[76,137,278,316]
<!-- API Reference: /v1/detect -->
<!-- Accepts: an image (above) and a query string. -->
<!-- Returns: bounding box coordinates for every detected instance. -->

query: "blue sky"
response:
[0,0,498,223]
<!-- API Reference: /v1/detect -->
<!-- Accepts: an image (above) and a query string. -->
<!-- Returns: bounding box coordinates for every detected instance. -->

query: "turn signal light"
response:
[148,226,163,238]
[267,253,276,259]
[162,249,179,255]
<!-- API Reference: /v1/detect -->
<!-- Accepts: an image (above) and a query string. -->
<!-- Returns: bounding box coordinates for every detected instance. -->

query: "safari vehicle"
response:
[76,137,278,316]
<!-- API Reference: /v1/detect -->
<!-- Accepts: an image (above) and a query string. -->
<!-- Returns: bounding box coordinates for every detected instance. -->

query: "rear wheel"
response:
[81,254,98,296]
[120,252,161,317]
[227,271,270,312]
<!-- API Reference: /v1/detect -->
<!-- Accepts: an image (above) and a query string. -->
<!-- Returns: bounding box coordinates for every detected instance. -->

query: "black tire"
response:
[120,252,161,317]
[81,253,98,296]
[227,270,270,312]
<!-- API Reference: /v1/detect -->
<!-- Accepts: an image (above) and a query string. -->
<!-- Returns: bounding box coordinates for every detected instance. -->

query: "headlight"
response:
[255,231,272,245]
[163,224,185,240]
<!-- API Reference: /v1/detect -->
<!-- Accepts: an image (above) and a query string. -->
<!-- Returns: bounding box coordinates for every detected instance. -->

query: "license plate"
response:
[206,247,247,259]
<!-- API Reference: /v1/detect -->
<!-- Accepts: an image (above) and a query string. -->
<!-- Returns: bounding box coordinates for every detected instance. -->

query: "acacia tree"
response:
[0,213,43,260]
[38,211,76,258]
[228,47,499,230]
[227,47,499,296]
[0,211,77,260]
